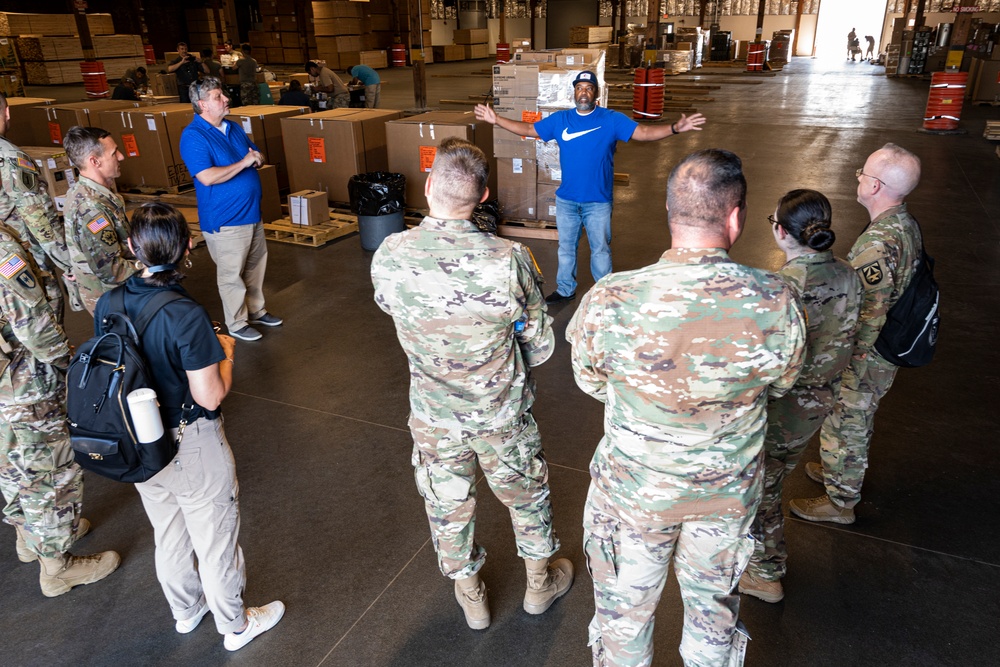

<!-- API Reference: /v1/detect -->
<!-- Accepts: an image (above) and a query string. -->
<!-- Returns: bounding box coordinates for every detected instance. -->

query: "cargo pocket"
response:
[412,448,471,505]
[214,482,239,535]
[584,497,621,588]
[838,387,874,411]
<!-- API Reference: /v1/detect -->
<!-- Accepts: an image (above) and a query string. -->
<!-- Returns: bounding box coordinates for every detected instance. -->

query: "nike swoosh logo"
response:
[562,127,601,141]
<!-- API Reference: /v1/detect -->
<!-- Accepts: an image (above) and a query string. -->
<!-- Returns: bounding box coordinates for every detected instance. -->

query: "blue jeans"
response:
[555,196,613,296]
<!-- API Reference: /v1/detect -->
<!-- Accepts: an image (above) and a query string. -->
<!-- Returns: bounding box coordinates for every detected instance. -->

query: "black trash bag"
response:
[349,172,406,216]
[472,198,501,235]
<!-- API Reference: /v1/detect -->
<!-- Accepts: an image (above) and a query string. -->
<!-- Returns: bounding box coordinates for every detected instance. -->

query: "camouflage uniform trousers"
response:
[748,385,835,581]
[818,354,898,509]
[409,411,559,579]
[585,484,754,667]
[0,385,83,558]
[240,82,260,106]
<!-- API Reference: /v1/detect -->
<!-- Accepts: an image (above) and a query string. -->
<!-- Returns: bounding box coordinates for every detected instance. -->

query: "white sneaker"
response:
[175,601,210,634]
[223,601,285,651]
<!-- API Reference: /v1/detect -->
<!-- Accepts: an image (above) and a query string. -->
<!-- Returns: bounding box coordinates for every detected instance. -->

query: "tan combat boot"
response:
[15,519,91,563]
[738,570,784,603]
[38,550,121,597]
[523,557,574,615]
[454,572,490,630]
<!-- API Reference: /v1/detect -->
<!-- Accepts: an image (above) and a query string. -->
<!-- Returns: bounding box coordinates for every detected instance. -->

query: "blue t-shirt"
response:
[180,114,262,233]
[534,106,638,203]
[349,65,380,85]
[94,277,225,428]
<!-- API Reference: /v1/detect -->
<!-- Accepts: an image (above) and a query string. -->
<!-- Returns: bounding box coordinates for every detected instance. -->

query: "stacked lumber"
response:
[0,12,114,36]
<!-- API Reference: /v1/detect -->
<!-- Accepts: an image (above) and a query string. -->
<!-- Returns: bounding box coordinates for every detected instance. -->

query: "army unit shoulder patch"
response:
[100,228,119,247]
[861,261,884,286]
[15,269,36,289]
[87,216,111,234]
[0,254,27,279]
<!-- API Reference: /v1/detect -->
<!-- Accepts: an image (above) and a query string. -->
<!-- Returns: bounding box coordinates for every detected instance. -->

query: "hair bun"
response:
[801,221,835,251]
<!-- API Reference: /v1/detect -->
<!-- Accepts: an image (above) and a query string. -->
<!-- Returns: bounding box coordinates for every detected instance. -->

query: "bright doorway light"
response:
[816,0,887,60]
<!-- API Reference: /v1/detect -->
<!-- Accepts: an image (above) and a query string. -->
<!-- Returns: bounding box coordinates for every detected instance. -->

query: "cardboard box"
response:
[20,146,78,198]
[386,111,496,209]
[29,100,141,147]
[98,103,194,189]
[454,29,488,45]
[512,51,556,63]
[258,165,282,223]
[289,190,329,226]
[492,96,539,159]
[492,64,540,97]
[360,50,388,69]
[536,140,561,184]
[536,182,558,222]
[313,17,364,35]
[4,97,54,148]
[497,158,536,221]
[569,26,613,45]
[433,45,465,62]
[464,44,489,60]
[281,108,403,204]
[226,105,310,190]
[153,73,178,97]
[973,60,1000,102]
[312,1,365,19]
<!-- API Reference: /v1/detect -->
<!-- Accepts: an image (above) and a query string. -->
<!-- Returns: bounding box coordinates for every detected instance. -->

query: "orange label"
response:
[522,111,542,123]
[419,145,437,172]
[121,133,139,158]
[48,122,62,145]
[308,137,325,163]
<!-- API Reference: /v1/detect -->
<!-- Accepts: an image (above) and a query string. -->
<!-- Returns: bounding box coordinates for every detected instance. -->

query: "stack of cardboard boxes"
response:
[569,26,613,48]
[312,0,376,70]
[251,0,307,65]
[27,100,140,147]
[493,49,607,223]
[184,8,227,55]
[21,146,78,211]
[226,105,311,190]
[363,0,432,63]
[454,29,489,61]
[99,103,195,191]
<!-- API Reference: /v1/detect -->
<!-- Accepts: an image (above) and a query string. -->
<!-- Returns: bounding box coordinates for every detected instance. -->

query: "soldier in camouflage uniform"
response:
[0,222,121,596]
[737,190,863,604]
[0,93,77,322]
[371,138,573,631]
[791,143,924,525]
[62,125,136,315]
[567,149,806,667]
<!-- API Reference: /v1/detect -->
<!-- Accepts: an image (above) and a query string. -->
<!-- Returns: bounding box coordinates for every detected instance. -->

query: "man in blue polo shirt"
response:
[475,71,706,302]
[180,77,283,342]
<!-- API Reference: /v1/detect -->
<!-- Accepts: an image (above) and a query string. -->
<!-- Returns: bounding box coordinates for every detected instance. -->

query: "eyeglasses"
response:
[767,214,781,228]
[856,168,885,186]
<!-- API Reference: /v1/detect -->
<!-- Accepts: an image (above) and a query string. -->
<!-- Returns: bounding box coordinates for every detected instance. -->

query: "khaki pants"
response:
[203,222,268,331]
[364,84,381,108]
[136,417,247,634]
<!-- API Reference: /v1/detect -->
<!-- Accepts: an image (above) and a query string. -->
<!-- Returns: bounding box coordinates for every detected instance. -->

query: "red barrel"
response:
[747,43,765,72]
[80,61,109,98]
[390,42,407,67]
[923,71,967,131]
[496,42,510,63]
[143,44,156,65]
[632,67,665,119]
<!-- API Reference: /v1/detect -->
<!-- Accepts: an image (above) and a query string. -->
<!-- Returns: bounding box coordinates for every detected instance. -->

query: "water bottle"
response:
[127,388,165,444]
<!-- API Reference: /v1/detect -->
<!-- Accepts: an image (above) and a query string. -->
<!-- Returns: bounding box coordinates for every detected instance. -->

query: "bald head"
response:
[866,143,921,199]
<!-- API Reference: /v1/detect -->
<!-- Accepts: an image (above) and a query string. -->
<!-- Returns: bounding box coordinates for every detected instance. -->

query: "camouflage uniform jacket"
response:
[371,216,554,433]
[567,248,806,518]
[64,174,135,312]
[778,251,863,388]
[0,136,72,280]
[848,203,922,368]
[0,225,71,401]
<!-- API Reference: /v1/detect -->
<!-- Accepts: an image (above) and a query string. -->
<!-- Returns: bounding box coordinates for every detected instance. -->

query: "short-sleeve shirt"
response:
[349,65,380,85]
[534,106,638,204]
[94,276,225,427]
[180,114,262,233]
[236,57,257,84]
[311,66,348,96]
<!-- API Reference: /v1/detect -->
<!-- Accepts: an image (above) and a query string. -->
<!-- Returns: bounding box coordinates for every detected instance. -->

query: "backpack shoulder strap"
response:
[132,290,187,336]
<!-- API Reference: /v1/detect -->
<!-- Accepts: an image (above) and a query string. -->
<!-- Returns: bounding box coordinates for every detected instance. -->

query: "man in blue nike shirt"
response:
[476,71,706,303]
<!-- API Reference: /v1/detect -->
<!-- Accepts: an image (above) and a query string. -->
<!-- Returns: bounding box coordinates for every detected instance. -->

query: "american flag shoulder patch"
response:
[87,216,111,234]
[17,157,38,172]
[0,254,27,279]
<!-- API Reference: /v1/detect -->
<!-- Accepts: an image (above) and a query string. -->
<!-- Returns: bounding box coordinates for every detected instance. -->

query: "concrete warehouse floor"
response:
[3,57,999,666]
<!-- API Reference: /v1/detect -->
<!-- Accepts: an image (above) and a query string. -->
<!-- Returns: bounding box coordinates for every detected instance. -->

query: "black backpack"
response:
[874,247,940,368]
[67,287,190,483]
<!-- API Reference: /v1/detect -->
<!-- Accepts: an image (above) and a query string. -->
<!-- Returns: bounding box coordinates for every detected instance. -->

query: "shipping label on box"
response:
[289,190,328,226]
[492,96,539,159]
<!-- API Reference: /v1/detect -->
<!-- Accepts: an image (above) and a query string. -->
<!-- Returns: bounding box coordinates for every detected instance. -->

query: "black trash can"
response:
[349,172,407,251]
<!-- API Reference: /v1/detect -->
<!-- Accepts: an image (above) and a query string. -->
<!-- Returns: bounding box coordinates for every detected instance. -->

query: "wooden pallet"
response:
[263,213,358,247]
[121,190,199,207]
[984,121,1000,141]
[120,182,196,196]
[499,219,558,241]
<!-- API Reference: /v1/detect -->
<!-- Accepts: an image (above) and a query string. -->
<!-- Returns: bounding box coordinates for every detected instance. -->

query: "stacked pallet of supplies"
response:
[0,35,24,97]
[257,0,306,65]
[492,48,607,224]
[1,12,143,86]
[569,26,613,49]
[184,8,227,54]
[313,0,370,69]
[676,27,704,69]
[454,29,489,61]
[661,46,693,74]
[366,0,433,64]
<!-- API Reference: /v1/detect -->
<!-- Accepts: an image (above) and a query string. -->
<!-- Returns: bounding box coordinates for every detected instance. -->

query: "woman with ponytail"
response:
[93,202,284,651]
[738,189,864,603]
